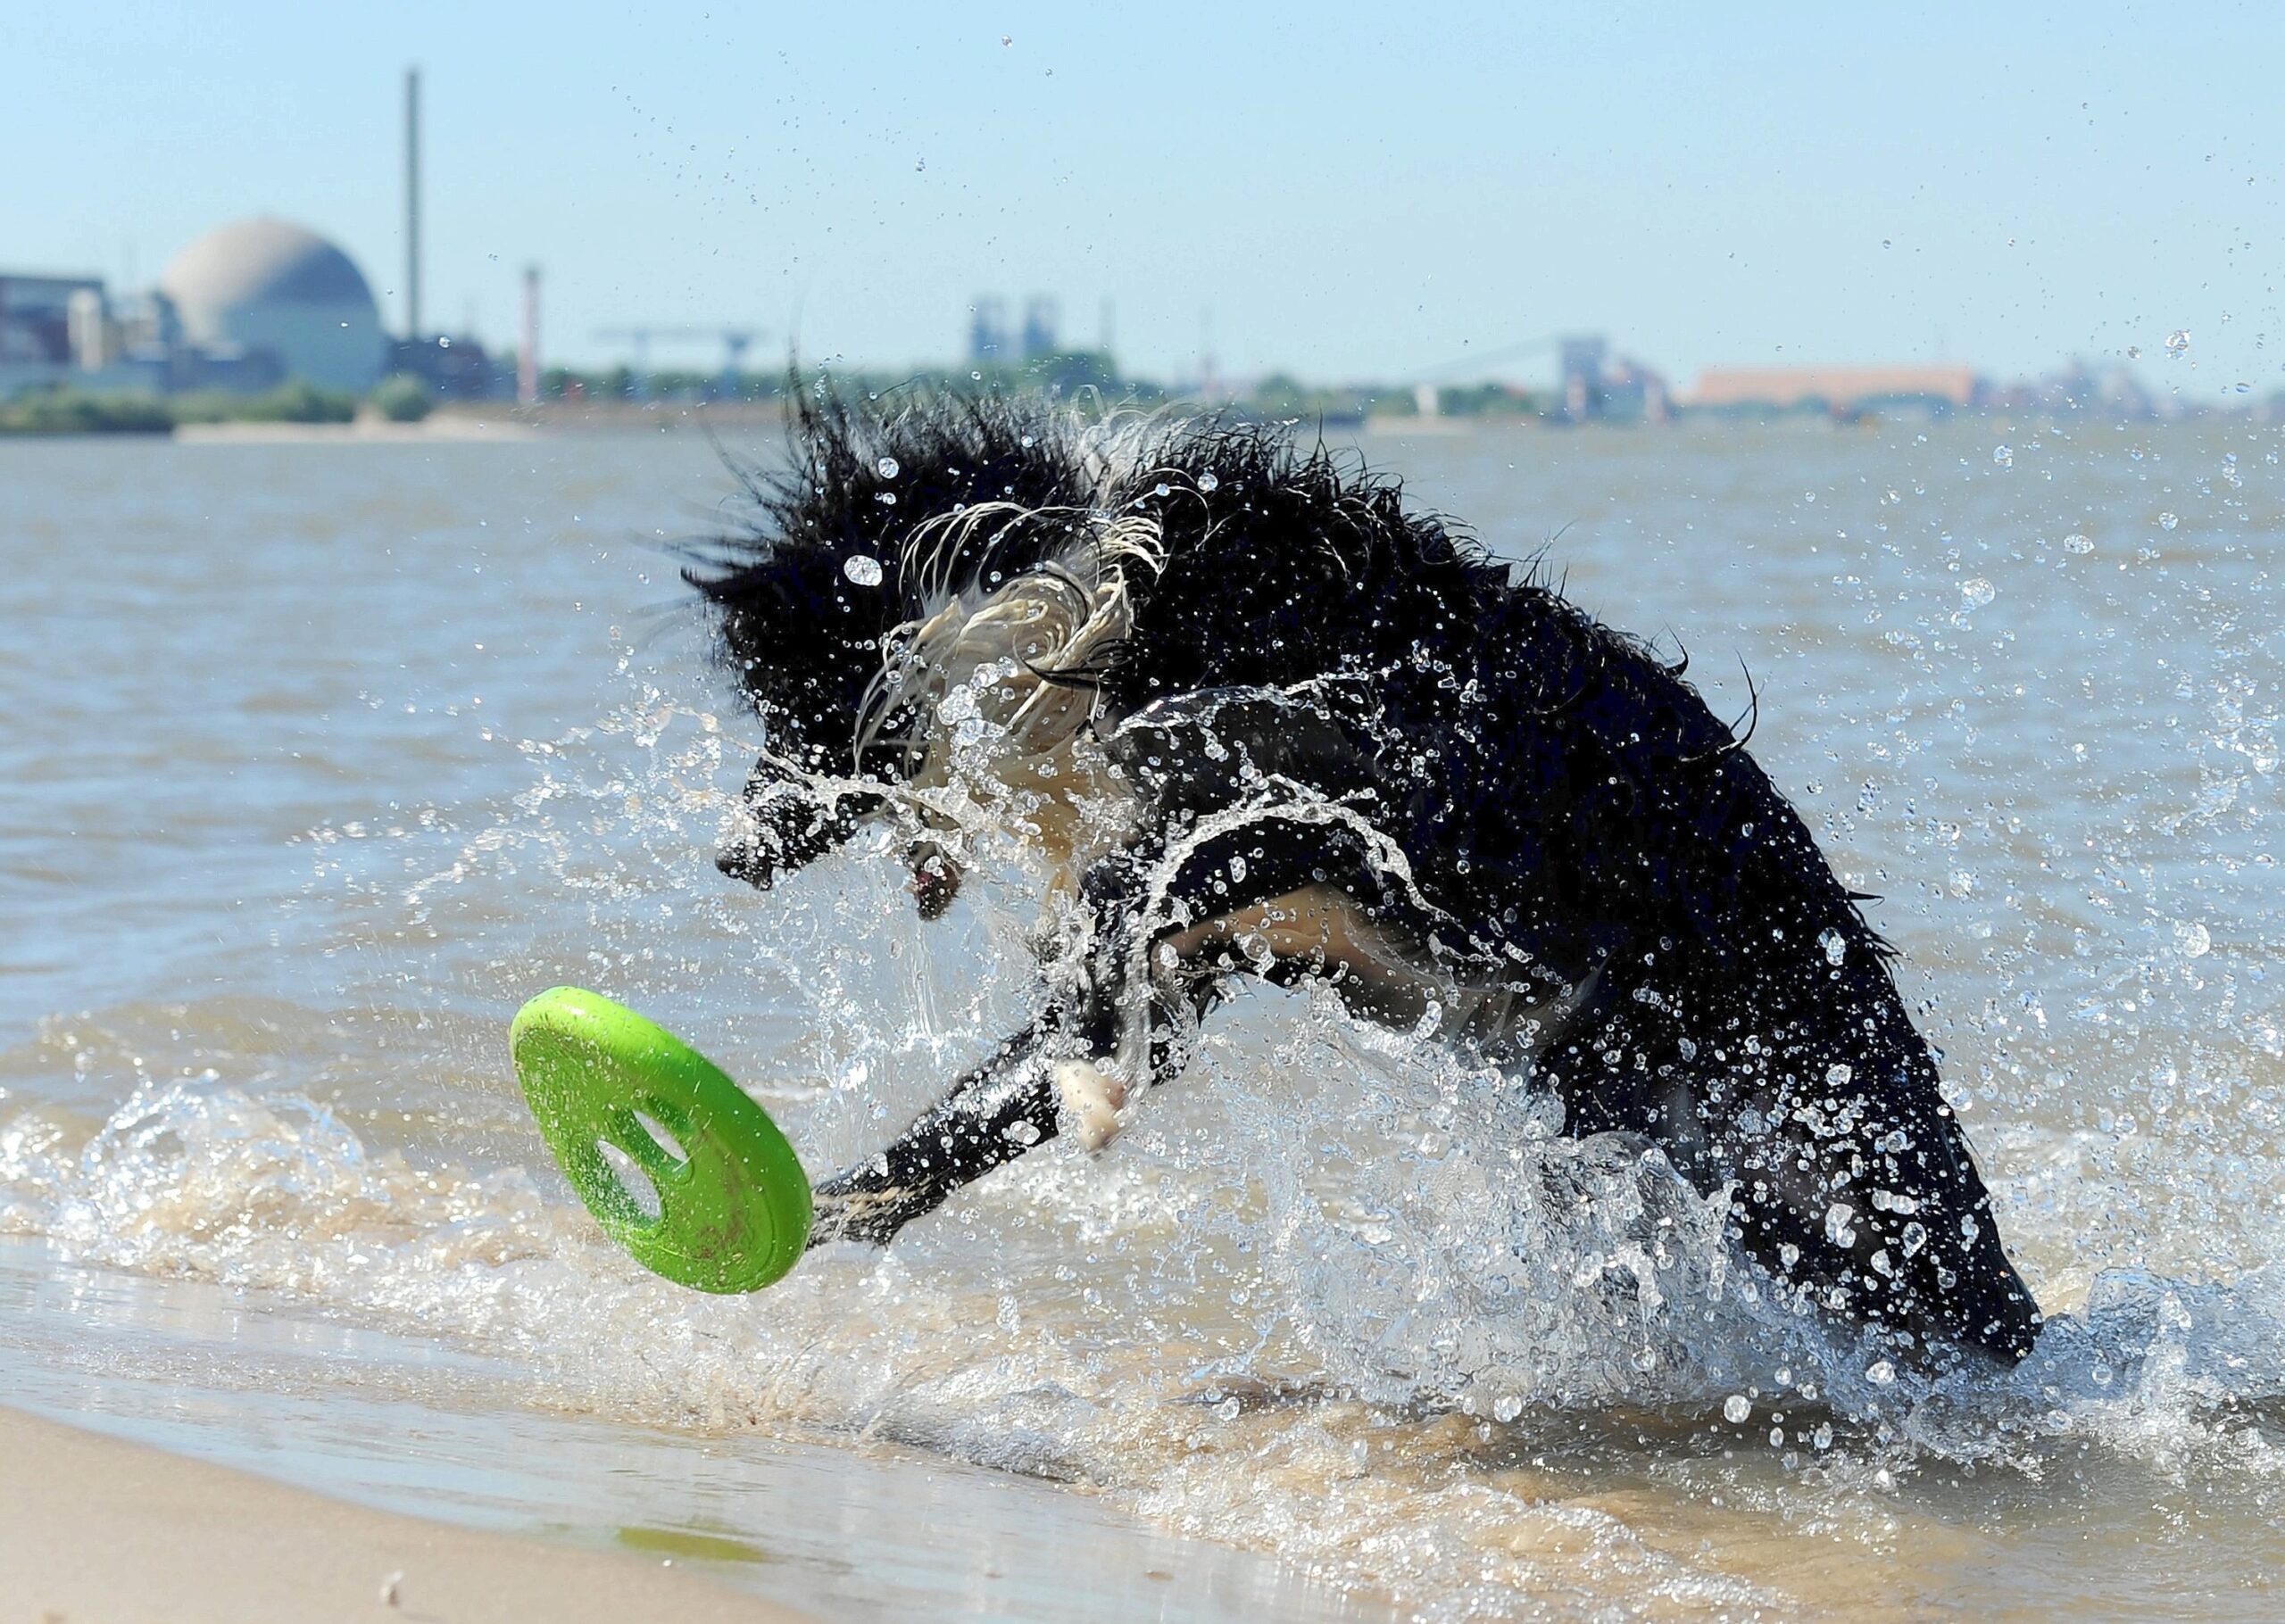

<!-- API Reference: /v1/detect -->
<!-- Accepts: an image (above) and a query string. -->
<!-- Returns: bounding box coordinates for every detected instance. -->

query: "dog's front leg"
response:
[807,1016,1063,1247]
[1047,808,1417,1152]
[802,833,1239,1246]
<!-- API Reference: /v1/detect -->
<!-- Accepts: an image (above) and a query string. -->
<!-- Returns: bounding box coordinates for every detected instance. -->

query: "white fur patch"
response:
[852,483,1169,789]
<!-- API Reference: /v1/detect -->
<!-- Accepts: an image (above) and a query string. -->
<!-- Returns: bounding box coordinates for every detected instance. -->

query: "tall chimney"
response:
[404,66,422,340]
[519,266,541,405]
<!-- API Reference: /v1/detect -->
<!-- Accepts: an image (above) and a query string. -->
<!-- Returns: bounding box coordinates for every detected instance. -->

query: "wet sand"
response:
[0,1239,1375,1624]
[0,1403,806,1624]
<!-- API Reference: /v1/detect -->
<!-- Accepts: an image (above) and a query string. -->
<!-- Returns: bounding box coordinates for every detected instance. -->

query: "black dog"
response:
[688,392,2041,1371]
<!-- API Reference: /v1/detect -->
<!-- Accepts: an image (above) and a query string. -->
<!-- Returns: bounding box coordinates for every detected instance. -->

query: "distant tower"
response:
[403,66,423,340]
[968,296,1008,363]
[1020,294,1059,360]
[518,265,540,404]
[66,287,112,371]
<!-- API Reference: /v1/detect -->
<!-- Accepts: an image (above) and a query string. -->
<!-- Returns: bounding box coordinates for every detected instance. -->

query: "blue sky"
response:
[7,3,2280,394]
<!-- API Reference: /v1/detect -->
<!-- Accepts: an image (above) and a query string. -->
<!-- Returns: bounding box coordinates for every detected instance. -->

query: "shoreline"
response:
[172,414,544,443]
[0,1402,810,1624]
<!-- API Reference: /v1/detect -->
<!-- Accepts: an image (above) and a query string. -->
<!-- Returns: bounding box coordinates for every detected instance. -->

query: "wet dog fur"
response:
[686,390,2042,1371]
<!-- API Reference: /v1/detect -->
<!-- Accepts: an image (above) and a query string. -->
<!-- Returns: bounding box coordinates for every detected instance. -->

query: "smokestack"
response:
[404,66,422,340]
[519,266,541,405]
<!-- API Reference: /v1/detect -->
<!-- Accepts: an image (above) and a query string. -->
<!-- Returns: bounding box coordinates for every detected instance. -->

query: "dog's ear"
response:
[717,758,883,891]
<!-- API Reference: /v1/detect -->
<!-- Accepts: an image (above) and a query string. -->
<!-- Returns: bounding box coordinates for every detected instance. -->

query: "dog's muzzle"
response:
[717,766,882,891]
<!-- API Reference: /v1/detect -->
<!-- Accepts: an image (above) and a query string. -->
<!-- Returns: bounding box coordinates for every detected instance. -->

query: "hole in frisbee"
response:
[630,1106,688,1168]
[597,1139,664,1223]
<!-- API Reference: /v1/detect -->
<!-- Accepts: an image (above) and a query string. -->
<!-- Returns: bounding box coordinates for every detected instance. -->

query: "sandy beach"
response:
[0,1404,808,1624]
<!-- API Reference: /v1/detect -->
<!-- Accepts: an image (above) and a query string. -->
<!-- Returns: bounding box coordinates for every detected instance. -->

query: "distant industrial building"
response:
[1688,365,1983,417]
[1556,335,1669,423]
[1,273,119,390]
[0,217,389,400]
[968,297,1010,362]
[1982,359,2158,419]
[969,294,1064,365]
[162,218,387,393]
[386,66,506,401]
[0,271,208,396]
[1019,295,1059,360]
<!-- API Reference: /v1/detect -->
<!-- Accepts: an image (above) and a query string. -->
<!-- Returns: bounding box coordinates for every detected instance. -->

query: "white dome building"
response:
[160,218,385,393]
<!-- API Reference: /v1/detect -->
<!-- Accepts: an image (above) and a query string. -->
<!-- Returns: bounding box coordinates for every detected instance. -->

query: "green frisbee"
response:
[511,986,813,1292]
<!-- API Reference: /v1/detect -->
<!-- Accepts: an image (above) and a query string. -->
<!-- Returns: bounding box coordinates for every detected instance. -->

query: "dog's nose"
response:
[716,836,781,890]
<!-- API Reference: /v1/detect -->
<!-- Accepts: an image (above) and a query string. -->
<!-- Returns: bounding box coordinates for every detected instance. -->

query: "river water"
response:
[2,415,2281,1619]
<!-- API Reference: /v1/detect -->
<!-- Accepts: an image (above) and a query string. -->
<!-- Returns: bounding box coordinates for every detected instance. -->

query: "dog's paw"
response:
[806,1184,910,1248]
[1054,1059,1128,1152]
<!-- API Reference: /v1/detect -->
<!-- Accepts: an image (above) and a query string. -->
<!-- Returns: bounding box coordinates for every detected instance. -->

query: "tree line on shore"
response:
[0,375,437,435]
[4,352,1591,435]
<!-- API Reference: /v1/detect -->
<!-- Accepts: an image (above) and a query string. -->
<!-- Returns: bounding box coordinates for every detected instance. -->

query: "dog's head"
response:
[687,389,1118,910]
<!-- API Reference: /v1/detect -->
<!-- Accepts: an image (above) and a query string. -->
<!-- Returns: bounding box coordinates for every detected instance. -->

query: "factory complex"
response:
[2,70,512,413]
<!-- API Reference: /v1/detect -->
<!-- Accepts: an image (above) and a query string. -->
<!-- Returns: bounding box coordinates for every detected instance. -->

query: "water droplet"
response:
[876,492,897,506]
[2175,920,2212,958]
[1826,1062,1853,1087]
[2158,511,2179,531]
[2064,532,2094,554]
[2127,345,2142,360]
[2165,329,2191,356]
[1154,482,1171,497]
[1020,435,1035,448]
[1882,238,1892,249]
[914,158,926,172]
[1865,1360,1896,1386]
[1197,471,1219,493]
[1824,1204,1857,1247]
[1819,927,1848,966]
[1993,443,2014,468]
[1492,1395,1523,1422]
[877,455,901,478]
[843,555,884,586]
[1724,1395,1751,1424]
[1959,577,1996,609]
[1813,1422,1834,1450]
[1001,33,1013,45]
